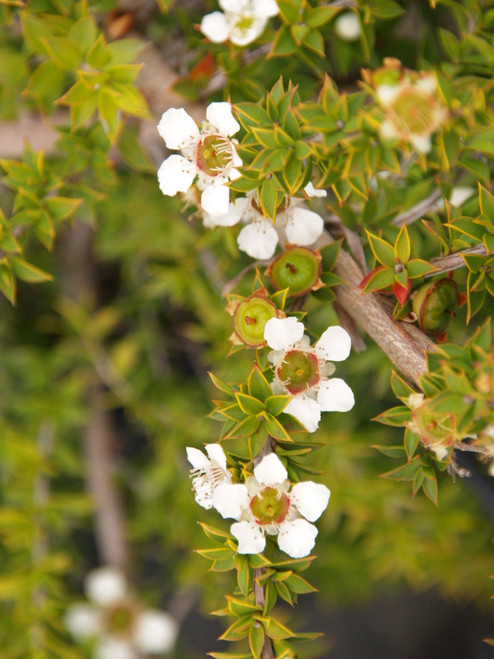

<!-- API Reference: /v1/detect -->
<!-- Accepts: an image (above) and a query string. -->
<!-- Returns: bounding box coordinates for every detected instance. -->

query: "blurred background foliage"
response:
[0,0,492,657]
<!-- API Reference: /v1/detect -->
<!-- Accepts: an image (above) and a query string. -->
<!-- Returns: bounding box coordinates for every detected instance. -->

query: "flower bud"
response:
[412,278,458,334]
[267,247,323,298]
[227,289,282,347]
[334,12,361,41]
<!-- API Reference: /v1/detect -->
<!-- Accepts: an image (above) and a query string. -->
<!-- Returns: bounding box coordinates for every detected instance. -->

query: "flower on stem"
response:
[157,102,242,217]
[200,0,279,47]
[368,58,447,154]
[65,567,178,658]
[263,317,354,432]
[186,443,232,509]
[212,452,330,558]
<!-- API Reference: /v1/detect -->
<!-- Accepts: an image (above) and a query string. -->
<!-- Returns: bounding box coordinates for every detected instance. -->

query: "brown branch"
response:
[329,234,436,388]
[427,243,488,277]
[391,189,443,227]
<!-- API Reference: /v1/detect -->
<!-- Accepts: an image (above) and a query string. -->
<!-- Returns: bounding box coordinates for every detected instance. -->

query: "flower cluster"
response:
[264,317,355,432]
[65,567,177,659]
[157,102,242,217]
[187,445,330,558]
[200,0,279,47]
[368,58,448,153]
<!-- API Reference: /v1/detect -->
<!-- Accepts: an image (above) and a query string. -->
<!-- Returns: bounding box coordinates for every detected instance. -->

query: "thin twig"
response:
[427,243,488,277]
[391,189,443,226]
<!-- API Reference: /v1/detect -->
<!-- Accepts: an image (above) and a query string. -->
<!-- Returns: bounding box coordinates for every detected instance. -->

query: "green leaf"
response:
[248,365,273,401]
[226,415,261,439]
[394,224,411,264]
[249,623,265,659]
[303,28,325,56]
[479,184,494,218]
[234,554,250,597]
[263,616,295,640]
[235,392,265,415]
[198,522,232,542]
[10,258,52,283]
[306,6,339,27]
[265,395,290,416]
[40,36,82,70]
[44,196,82,221]
[407,259,438,278]
[226,596,262,618]
[196,547,234,562]
[209,372,233,395]
[366,231,396,267]
[262,413,293,442]
[86,34,112,69]
[381,457,421,481]
[405,428,420,460]
[360,265,395,293]
[422,472,438,505]
[373,405,411,427]
[259,177,282,220]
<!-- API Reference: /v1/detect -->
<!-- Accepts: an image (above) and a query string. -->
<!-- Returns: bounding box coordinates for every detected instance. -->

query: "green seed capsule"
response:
[267,247,322,298]
[412,278,458,334]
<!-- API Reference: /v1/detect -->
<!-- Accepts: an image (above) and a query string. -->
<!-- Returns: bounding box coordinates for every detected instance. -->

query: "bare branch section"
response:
[428,243,488,276]
[330,236,436,388]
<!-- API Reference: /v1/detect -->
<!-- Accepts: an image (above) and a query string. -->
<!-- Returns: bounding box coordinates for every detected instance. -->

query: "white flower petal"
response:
[204,443,228,471]
[157,108,199,150]
[95,637,136,659]
[232,147,243,169]
[85,567,127,607]
[65,604,101,640]
[253,453,288,486]
[201,181,231,217]
[290,482,330,522]
[285,207,324,246]
[379,119,398,140]
[376,84,400,106]
[263,316,305,351]
[315,326,352,362]
[230,16,267,46]
[416,75,437,94]
[334,12,361,41]
[206,102,240,136]
[186,446,211,471]
[277,519,318,558]
[205,203,242,227]
[237,219,279,259]
[158,155,196,196]
[220,0,249,11]
[213,483,249,519]
[304,182,327,198]
[200,11,231,43]
[410,134,432,153]
[134,610,178,654]
[252,0,279,17]
[317,377,355,412]
[449,186,475,207]
[284,395,321,433]
[231,521,266,554]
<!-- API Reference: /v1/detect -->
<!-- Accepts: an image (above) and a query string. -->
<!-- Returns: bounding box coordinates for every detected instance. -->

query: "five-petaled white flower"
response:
[203,183,326,260]
[65,567,178,659]
[376,73,447,154]
[263,317,354,432]
[212,452,330,558]
[157,102,242,217]
[186,443,232,509]
[200,0,279,47]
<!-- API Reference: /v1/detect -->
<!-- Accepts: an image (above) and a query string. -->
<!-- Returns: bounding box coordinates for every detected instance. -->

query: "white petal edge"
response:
[285,207,324,246]
[231,521,266,554]
[201,181,231,217]
[158,155,196,196]
[95,637,136,659]
[410,134,432,154]
[376,84,400,107]
[206,102,240,136]
[254,453,288,486]
[157,108,199,150]
[334,13,361,41]
[65,604,101,640]
[317,377,355,412]
[277,519,318,558]
[85,567,127,606]
[230,16,267,46]
[134,610,178,654]
[304,181,327,198]
[186,446,211,471]
[263,316,305,351]
[449,186,475,207]
[290,482,330,522]
[284,395,321,433]
[237,219,279,259]
[315,325,352,362]
[205,443,228,471]
[200,12,231,43]
[252,0,280,17]
[213,483,249,519]
[204,203,242,227]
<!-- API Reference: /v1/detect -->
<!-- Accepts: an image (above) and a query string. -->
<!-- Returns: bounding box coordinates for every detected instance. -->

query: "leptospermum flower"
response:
[372,59,447,154]
[213,453,330,558]
[65,567,178,659]
[200,0,279,47]
[186,443,232,509]
[157,102,242,217]
[264,317,354,432]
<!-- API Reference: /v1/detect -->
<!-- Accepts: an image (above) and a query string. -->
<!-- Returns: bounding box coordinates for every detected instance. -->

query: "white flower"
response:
[376,73,447,154]
[66,567,178,657]
[186,443,232,509]
[157,102,242,217]
[212,452,330,558]
[334,12,361,41]
[200,0,279,47]
[263,317,354,432]
[209,183,325,259]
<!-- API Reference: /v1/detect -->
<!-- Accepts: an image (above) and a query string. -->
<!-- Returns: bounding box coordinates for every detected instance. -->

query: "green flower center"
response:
[234,297,278,346]
[389,87,439,136]
[234,15,256,35]
[104,603,135,634]
[250,487,290,525]
[277,350,320,394]
[269,247,321,297]
[196,134,233,176]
